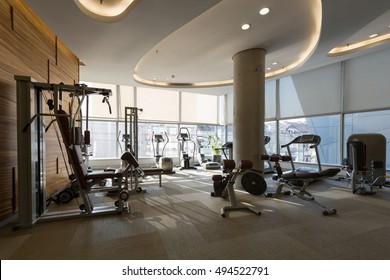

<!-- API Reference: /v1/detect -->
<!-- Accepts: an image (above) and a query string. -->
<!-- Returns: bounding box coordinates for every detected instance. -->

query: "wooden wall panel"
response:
[0,68,17,217]
[0,31,45,82]
[12,9,53,81]
[0,0,11,29]
[0,0,79,221]
[50,39,79,84]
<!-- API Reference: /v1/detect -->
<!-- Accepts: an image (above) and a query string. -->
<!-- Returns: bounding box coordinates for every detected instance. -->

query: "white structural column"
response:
[232,48,266,171]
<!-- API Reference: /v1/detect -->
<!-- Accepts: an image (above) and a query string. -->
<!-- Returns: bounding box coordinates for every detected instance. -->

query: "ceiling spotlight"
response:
[241,23,251,30]
[272,62,278,65]
[369,33,379,38]
[259,7,270,15]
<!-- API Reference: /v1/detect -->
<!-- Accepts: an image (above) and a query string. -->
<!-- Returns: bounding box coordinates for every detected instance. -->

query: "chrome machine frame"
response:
[15,76,130,228]
[124,106,143,158]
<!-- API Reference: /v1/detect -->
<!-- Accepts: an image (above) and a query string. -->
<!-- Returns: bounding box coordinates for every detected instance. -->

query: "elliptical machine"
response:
[152,131,174,174]
[177,127,197,170]
[196,136,221,170]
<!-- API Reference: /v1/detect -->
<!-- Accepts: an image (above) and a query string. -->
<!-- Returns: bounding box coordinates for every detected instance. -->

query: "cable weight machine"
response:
[14,76,132,229]
[124,107,143,158]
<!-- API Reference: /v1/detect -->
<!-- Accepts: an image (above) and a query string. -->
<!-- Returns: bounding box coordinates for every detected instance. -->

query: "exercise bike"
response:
[211,159,266,217]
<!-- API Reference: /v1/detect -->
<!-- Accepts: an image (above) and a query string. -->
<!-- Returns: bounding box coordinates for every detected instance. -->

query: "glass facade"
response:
[279,116,340,165]
[81,50,390,171]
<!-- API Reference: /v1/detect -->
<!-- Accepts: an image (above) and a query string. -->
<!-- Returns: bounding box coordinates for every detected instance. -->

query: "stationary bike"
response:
[211,159,267,217]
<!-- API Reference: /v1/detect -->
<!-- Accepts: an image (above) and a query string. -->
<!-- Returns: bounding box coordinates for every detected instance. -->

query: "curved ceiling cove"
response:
[74,0,141,22]
[134,0,322,88]
[328,9,390,57]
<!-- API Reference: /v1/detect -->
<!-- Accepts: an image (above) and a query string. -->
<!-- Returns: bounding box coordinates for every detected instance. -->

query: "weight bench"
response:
[212,159,264,218]
[105,154,163,190]
[261,154,339,215]
[138,167,163,188]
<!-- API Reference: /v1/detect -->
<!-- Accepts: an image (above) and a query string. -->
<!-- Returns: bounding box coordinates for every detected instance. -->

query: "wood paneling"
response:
[0,0,11,30]
[0,0,79,221]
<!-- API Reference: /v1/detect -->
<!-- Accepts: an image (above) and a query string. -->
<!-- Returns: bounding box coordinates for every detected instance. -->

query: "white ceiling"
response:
[24,0,390,95]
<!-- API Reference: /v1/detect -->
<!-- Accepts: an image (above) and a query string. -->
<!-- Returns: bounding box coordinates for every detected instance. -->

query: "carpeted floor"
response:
[1,168,390,260]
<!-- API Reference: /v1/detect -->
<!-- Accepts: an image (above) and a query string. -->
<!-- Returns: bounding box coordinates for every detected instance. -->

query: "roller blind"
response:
[119,85,134,119]
[181,92,218,124]
[344,48,390,112]
[81,81,118,119]
[137,87,179,121]
[279,63,342,118]
[265,80,276,120]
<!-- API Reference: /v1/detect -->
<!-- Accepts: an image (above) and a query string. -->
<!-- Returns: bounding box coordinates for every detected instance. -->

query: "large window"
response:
[265,80,277,120]
[81,47,390,169]
[343,48,390,113]
[279,115,340,165]
[137,123,179,158]
[81,82,118,119]
[85,120,118,158]
[177,124,223,158]
[279,64,342,119]
[82,83,225,160]
[118,85,135,119]
[137,87,179,122]
[181,92,218,124]
[265,121,277,154]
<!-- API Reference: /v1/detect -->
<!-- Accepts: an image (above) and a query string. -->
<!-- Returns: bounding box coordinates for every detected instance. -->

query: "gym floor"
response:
[1,168,390,260]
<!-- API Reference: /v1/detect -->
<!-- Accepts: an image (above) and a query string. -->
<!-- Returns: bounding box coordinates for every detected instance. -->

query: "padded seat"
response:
[85,170,120,180]
[282,171,321,180]
[143,168,163,175]
[318,168,340,177]
[282,168,340,180]
[262,153,339,215]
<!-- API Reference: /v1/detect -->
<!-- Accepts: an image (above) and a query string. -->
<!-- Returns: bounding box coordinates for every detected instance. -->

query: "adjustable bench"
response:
[261,154,339,215]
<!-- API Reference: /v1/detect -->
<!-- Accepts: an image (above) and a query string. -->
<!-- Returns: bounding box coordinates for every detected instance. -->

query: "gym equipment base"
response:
[221,201,261,218]
[13,202,130,230]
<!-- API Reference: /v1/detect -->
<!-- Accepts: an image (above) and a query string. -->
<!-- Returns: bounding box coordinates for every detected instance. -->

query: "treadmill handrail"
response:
[281,134,321,148]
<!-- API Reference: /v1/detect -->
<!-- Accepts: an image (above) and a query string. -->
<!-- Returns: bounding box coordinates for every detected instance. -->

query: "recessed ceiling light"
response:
[241,23,251,30]
[272,62,278,65]
[259,7,270,15]
[369,33,379,38]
